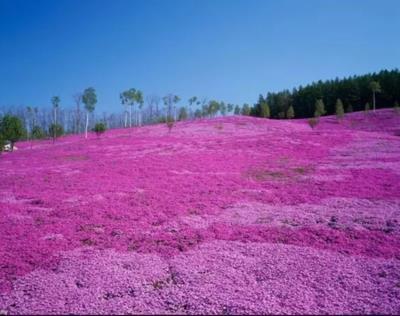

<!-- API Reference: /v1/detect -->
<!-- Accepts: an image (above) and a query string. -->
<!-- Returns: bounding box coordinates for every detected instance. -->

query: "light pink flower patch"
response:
[0,109,400,313]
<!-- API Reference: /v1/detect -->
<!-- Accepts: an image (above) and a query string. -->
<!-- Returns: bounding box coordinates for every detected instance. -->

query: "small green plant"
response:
[308,117,319,129]
[93,122,107,137]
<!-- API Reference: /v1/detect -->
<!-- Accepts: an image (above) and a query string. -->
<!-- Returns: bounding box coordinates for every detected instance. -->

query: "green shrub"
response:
[0,114,25,151]
[335,99,344,120]
[32,126,45,139]
[93,122,107,136]
[49,123,64,140]
[286,106,295,119]
[0,133,5,153]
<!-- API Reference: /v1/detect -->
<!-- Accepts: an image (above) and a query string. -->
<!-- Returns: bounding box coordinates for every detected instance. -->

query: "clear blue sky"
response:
[1,0,399,112]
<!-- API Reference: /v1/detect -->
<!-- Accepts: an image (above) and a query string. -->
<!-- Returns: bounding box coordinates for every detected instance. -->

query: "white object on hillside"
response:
[2,141,18,152]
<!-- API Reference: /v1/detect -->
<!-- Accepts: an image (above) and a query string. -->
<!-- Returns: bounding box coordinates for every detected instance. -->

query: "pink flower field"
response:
[1,109,400,314]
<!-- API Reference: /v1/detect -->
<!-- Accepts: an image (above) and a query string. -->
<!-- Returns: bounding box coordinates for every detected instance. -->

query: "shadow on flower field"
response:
[1,110,400,314]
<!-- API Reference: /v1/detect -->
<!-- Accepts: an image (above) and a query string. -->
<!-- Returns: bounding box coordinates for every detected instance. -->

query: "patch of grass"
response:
[293,165,315,175]
[80,238,96,246]
[245,168,285,181]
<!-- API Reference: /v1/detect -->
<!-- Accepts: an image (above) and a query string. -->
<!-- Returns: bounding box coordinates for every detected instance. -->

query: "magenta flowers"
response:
[1,110,400,314]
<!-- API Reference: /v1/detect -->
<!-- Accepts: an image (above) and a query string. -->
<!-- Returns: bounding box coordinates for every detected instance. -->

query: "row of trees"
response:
[2,68,399,150]
[251,69,400,119]
[307,97,400,130]
[1,90,251,143]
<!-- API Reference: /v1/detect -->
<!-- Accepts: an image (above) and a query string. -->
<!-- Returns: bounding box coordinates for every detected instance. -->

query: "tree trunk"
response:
[77,105,81,134]
[53,108,57,142]
[85,111,89,139]
[129,105,132,128]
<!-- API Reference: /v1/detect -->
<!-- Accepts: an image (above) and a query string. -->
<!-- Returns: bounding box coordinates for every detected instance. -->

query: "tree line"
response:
[0,87,249,151]
[2,68,399,152]
[251,68,400,119]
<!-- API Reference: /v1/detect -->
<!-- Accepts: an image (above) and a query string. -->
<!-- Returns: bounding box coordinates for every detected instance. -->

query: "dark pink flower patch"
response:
[1,110,400,313]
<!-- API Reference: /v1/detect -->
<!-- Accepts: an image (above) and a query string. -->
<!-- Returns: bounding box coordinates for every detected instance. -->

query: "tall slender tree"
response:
[82,87,97,139]
[136,90,144,126]
[120,88,137,128]
[188,96,197,119]
[73,93,83,133]
[51,96,60,141]
[369,81,381,112]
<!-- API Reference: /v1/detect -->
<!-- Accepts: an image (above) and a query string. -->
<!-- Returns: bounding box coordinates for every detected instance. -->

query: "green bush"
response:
[93,122,107,136]
[32,126,45,139]
[0,114,25,151]
[49,123,64,140]
[0,133,5,153]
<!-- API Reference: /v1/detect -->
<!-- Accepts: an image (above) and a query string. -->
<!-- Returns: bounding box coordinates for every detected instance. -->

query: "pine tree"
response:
[286,106,295,119]
[335,99,345,120]
[314,99,326,117]
[260,102,270,118]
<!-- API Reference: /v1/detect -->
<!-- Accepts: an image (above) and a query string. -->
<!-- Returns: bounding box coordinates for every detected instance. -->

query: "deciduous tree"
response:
[82,87,97,138]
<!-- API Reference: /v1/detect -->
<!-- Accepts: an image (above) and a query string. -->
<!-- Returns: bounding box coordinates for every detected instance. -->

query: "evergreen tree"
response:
[286,106,295,119]
[335,99,345,120]
[241,104,251,116]
[234,105,241,115]
[314,99,326,117]
[260,102,270,118]
[250,69,400,118]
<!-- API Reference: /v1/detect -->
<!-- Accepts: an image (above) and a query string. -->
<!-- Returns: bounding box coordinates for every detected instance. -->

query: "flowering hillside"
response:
[1,109,400,314]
